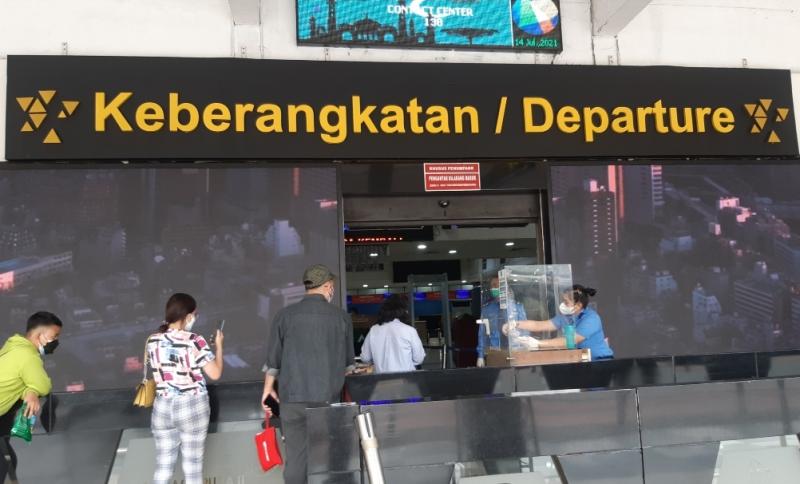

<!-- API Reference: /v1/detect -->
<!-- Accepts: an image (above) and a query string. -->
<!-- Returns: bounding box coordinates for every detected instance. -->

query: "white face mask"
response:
[559,302,576,315]
[184,314,196,331]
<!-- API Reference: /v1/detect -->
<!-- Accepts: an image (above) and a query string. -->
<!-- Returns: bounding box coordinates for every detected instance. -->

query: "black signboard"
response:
[5,55,798,160]
[296,0,564,52]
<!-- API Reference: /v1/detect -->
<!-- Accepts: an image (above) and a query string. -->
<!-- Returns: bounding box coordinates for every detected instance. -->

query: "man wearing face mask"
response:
[476,276,530,367]
[262,264,355,484]
[0,311,62,482]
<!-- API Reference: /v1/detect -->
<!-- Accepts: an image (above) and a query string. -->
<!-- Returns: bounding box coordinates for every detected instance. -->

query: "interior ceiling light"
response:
[505,241,515,247]
[448,249,457,254]
[417,244,427,250]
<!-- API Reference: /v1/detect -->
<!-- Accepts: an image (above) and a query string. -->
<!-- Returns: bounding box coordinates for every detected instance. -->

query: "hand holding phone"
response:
[263,392,280,418]
[210,319,225,345]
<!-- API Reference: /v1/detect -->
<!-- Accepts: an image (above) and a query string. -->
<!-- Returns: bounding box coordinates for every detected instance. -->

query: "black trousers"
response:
[281,402,330,484]
[0,400,23,483]
[281,402,312,484]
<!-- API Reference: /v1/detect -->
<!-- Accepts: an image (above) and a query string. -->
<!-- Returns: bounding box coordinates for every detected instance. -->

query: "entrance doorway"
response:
[343,191,544,370]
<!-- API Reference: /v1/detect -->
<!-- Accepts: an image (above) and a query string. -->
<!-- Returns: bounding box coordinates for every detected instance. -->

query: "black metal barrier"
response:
[14,382,267,482]
[37,381,265,435]
[345,350,800,403]
[309,377,800,483]
[306,350,800,483]
[14,349,800,483]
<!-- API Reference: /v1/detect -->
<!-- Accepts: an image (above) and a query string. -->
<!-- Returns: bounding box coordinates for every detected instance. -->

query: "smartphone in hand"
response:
[263,394,280,418]
[210,319,225,344]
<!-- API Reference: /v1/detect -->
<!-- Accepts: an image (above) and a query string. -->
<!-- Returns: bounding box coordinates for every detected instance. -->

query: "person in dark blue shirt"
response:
[476,276,529,367]
[509,285,614,360]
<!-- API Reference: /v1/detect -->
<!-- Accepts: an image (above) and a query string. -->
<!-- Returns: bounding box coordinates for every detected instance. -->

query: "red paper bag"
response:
[255,417,283,472]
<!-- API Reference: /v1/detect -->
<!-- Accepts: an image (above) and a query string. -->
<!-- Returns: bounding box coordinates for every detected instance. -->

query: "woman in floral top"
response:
[146,293,224,484]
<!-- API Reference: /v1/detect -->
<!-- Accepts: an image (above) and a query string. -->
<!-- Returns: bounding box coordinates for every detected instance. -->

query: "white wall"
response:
[1,0,799,160]
[618,0,800,71]
[0,0,232,57]
[0,59,5,162]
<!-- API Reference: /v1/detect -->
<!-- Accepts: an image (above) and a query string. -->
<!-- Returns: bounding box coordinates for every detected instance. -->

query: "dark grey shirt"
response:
[265,294,355,403]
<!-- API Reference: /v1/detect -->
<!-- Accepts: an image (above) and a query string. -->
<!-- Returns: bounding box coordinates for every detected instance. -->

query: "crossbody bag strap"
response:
[142,338,152,382]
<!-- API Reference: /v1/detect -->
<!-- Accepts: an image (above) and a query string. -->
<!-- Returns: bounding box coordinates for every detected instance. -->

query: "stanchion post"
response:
[356,412,385,484]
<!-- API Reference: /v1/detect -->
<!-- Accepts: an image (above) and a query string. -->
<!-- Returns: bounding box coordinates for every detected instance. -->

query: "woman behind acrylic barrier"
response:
[360,294,426,373]
[147,293,224,484]
[507,285,614,360]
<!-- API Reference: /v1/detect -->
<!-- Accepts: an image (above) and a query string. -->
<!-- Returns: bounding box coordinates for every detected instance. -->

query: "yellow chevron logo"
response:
[17,90,80,144]
[744,99,790,144]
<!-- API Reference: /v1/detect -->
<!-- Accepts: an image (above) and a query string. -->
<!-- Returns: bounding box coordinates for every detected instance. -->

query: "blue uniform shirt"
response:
[552,307,613,360]
[476,300,528,358]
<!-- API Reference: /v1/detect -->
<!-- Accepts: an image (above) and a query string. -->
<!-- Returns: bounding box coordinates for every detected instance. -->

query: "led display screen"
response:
[0,166,340,391]
[297,0,563,52]
[551,163,800,358]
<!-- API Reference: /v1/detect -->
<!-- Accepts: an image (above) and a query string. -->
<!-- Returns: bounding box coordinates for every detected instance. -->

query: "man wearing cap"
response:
[261,264,355,484]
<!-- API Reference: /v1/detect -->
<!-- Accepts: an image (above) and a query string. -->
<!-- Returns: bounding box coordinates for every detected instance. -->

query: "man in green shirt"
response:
[0,311,62,482]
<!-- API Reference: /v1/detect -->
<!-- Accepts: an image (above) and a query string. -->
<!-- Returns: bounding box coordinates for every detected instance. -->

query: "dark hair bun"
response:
[160,293,197,332]
[585,287,597,297]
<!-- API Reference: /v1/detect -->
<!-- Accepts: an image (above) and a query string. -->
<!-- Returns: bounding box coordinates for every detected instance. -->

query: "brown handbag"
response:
[133,340,156,408]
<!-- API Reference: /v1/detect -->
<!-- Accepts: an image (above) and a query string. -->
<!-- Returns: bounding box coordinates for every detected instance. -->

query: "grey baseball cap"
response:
[303,264,337,288]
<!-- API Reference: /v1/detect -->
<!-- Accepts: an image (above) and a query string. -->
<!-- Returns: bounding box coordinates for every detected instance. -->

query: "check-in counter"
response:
[485,347,590,367]
[345,350,800,404]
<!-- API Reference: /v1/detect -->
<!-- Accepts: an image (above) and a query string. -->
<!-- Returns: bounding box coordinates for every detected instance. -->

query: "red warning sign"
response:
[423,163,481,192]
